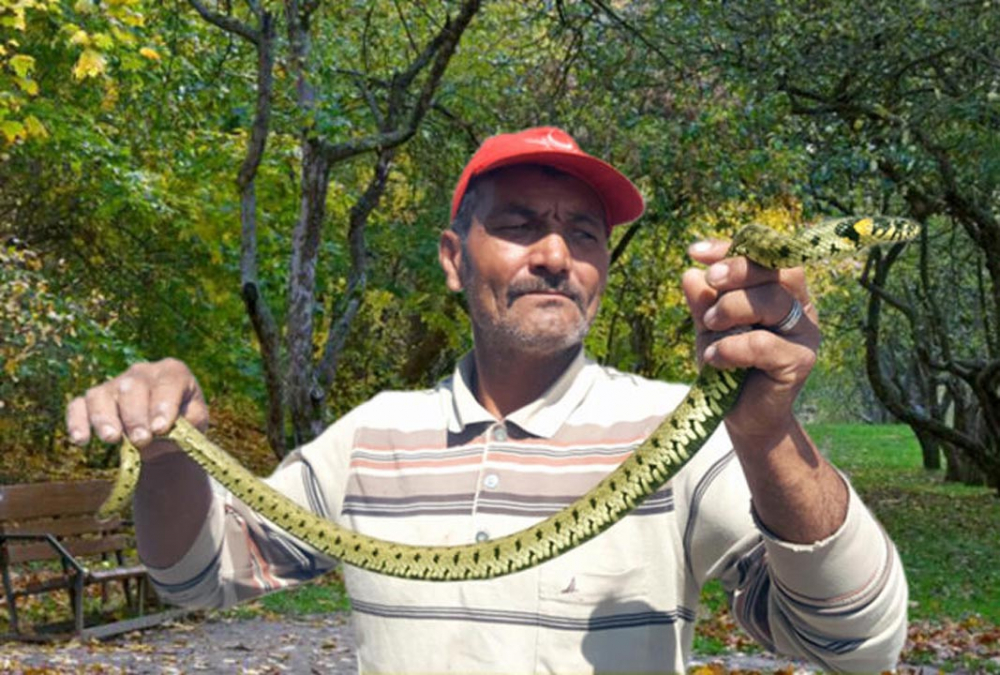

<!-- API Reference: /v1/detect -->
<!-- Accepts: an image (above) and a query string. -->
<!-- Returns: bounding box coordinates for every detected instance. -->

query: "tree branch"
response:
[320,0,482,165]
[863,248,990,463]
[187,0,260,44]
[317,148,395,393]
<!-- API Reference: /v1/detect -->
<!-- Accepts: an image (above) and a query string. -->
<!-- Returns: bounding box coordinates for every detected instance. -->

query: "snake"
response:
[98,215,919,581]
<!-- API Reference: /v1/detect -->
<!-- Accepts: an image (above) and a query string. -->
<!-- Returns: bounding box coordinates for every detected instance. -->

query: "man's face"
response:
[440,166,610,356]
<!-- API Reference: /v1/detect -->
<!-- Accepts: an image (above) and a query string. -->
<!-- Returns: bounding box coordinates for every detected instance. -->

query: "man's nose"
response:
[528,230,571,275]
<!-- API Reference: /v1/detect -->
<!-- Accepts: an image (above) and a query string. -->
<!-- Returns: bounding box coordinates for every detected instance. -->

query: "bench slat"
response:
[1,514,124,538]
[0,480,113,520]
[4,533,133,564]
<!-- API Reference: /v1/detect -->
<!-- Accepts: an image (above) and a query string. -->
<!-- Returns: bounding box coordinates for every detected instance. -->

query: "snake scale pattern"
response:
[99,216,920,581]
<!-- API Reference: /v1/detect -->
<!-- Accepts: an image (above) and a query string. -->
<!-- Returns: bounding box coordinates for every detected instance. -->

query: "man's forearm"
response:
[133,440,213,568]
[729,418,848,544]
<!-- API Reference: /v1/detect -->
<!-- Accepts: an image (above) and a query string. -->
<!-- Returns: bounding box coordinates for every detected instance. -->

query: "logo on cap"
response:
[522,130,577,152]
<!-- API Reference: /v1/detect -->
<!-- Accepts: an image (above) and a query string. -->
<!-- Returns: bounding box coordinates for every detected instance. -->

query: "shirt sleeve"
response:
[685,443,908,673]
[144,409,359,609]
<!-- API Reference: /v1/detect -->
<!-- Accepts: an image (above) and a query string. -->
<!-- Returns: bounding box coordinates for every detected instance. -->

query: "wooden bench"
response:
[0,479,184,640]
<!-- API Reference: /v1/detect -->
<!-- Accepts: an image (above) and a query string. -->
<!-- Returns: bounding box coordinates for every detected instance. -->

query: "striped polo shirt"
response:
[149,350,907,674]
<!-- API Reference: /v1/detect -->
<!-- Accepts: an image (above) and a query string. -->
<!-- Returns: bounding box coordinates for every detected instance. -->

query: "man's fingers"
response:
[702,285,808,333]
[179,394,210,433]
[64,358,207,447]
[689,240,811,302]
[687,240,730,265]
[148,374,209,435]
[702,329,817,378]
[147,379,183,436]
[65,396,91,446]
[681,268,716,332]
[117,375,153,447]
[703,256,783,296]
[690,240,781,293]
[84,384,124,444]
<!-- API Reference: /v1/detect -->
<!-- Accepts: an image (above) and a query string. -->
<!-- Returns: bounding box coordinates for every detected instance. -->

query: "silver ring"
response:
[772,299,804,335]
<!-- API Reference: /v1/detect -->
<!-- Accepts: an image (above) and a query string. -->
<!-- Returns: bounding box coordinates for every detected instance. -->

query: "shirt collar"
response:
[445,348,597,438]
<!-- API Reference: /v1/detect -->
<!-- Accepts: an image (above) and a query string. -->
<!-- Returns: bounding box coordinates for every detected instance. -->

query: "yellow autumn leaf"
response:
[111,25,135,46]
[117,8,145,27]
[1,6,27,31]
[0,119,25,143]
[9,53,34,78]
[69,29,90,47]
[92,32,114,50]
[139,46,160,61]
[72,49,106,79]
[15,76,38,95]
[24,115,47,139]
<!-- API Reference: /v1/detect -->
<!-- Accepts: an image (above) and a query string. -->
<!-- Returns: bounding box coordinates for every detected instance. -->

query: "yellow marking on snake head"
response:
[854,218,875,238]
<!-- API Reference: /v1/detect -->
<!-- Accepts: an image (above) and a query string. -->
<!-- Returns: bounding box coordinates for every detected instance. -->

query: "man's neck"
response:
[470,342,581,420]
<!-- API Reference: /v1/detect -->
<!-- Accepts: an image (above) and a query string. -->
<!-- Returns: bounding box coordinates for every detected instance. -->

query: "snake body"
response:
[99,216,919,581]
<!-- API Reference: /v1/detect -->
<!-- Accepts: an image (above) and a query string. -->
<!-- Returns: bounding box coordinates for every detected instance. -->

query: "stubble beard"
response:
[462,272,595,357]
[471,300,593,357]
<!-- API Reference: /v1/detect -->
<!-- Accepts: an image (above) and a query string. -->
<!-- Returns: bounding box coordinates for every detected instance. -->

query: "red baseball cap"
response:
[450,126,645,229]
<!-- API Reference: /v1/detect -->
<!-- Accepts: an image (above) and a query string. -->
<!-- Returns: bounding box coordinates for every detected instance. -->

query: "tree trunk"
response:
[286,141,331,446]
[190,0,483,454]
[914,429,942,471]
[945,445,985,485]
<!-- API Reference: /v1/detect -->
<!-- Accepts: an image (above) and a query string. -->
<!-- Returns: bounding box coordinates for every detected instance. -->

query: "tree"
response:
[184,0,482,453]
[691,0,1000,489]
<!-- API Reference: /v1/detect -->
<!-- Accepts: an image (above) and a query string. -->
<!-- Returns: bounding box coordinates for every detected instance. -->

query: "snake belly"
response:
[99,215,920,581]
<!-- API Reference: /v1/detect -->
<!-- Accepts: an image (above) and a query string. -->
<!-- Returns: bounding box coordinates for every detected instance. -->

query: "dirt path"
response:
[0,614,940,674]
[1,614,357,674]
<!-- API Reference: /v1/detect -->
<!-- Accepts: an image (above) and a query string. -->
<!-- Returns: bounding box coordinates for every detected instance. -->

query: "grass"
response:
[218,572,351,621]
[811,423,1000,624]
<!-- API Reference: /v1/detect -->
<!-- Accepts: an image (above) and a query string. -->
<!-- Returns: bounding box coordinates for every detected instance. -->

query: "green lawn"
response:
[811,422,1000,624]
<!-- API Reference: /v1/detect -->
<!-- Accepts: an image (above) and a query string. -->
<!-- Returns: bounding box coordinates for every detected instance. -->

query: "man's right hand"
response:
[65,358,209,458]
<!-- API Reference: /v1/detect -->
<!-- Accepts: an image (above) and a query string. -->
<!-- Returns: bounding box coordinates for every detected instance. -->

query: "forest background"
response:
[3,0,998,487]
[2,0,1000,670]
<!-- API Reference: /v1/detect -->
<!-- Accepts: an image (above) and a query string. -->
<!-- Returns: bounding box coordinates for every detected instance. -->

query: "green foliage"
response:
[2,0,995,472]
[0,241,135,448]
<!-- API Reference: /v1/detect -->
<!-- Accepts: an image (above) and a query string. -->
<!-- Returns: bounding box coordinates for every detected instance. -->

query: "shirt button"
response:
[475,530,490,542]
[494,426,508,442]
[483,473,500,489]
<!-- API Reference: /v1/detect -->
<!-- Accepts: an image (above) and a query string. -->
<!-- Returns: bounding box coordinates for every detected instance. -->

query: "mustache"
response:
[506,277,586,311]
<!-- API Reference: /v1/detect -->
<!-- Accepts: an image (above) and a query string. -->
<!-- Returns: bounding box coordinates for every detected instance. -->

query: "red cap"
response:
[451,127,644,229]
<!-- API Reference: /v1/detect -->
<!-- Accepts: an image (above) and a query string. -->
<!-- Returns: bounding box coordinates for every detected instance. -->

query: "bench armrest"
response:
[0,532,88,576]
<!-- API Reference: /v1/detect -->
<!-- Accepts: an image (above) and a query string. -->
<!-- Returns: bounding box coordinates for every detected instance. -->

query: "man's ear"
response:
[439,229,464,292]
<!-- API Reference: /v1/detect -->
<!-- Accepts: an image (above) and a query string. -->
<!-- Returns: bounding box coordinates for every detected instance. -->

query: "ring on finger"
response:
[771,298,804,335]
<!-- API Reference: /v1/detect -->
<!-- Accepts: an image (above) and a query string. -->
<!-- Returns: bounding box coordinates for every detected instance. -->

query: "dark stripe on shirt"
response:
[342,489,674,518]
[351,598,696,632]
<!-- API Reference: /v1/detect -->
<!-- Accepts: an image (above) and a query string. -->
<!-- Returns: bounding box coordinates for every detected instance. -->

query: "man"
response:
[67,127,907,673]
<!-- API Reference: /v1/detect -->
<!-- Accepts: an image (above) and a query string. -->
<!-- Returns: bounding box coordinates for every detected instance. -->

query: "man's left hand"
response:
[682,239,821,448]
